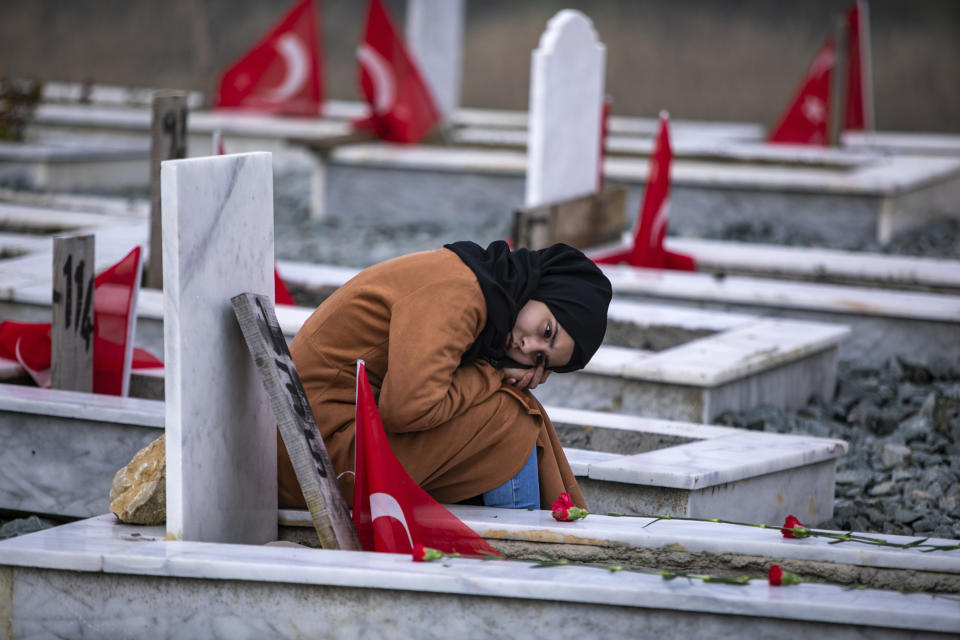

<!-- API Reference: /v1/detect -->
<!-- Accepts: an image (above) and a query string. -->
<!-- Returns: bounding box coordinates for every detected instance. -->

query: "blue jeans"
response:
[482,447,539,509]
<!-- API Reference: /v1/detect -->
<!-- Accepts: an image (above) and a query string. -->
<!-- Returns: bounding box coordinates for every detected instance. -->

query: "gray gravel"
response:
[716,357,960,539]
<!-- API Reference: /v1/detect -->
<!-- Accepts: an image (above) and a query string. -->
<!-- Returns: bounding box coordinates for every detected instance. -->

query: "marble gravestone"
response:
[405,0,464,120]
[161,152,277,544]
[525,10,606,208]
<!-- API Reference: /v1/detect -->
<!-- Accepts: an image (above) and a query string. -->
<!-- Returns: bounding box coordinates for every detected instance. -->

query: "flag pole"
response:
[828,15,848,148]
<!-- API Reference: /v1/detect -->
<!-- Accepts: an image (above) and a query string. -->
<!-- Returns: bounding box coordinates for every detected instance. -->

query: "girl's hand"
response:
[502,365,550,390]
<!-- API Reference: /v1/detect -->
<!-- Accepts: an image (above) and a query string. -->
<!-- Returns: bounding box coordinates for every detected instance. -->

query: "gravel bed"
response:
[716,357,960,539]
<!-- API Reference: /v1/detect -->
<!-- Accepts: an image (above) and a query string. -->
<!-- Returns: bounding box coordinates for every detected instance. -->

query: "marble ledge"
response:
[327,142,960,196]
[564,447,619,476]
[603,266,960,323]
[0,514,956,634]
[276,506,960,577]
[607,298,758,331]
[0,382,164,427]
[447,506,960,575]
[544,406,743,440]
[586,430,847,490]
[669,237,960,289]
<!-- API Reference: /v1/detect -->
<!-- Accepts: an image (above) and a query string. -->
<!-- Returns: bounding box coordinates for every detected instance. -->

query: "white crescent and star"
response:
[649,199,670,249]
[263,33,310,102]
[369,492,414,549]
[356,43,397,115]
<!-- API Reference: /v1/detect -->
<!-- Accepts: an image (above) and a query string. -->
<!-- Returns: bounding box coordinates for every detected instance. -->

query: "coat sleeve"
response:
[377,279,504,433]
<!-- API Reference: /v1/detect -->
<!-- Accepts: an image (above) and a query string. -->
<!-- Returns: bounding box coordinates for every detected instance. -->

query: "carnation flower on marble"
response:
[780,514,810,539]
[768,564,803,586]
[551,493,588,522]
[412,544,444,562]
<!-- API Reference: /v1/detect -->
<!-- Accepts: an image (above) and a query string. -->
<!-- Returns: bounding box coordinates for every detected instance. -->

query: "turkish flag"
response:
[353,0,440,143]
[594,113,695,271]
[844,1,872,131]
[352,361,500,557]
[215,0,323,117]
[274,267,296,306]
[768,35,836,145]
[0,247,163,395]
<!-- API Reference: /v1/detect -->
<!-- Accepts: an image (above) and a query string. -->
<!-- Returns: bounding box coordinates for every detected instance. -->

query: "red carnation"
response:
[412,544,444,562]
[780,514,809,539]
[768,564,802,586]
[551,493,588,522]
[768,564,783,585]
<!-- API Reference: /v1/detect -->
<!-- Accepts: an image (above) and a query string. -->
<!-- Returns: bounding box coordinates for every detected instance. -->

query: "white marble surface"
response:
[619,318,849,386]
[456,126,869,169]
[328,141,960,198]
[0,187,150,216]
[607,298,757,331]
[563,447,620,476]
[603,264,960,323]
[587,430,847,489]
[0,411,162,517]
[43,81,206,109]
[161,152,276,544]
[582,317,848,386]
[546,405,743,440]
[525,10,605,207]
[0,514,957,634]
[0,382,163,426]
[668,236,960,290]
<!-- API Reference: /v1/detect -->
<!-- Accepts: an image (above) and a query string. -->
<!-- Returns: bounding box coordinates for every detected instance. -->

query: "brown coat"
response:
[280,248,585,511]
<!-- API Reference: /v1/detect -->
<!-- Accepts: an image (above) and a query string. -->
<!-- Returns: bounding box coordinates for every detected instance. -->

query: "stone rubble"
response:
[717,357,960,539]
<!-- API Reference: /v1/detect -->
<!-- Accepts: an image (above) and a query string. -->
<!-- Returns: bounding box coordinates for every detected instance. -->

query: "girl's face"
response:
[505,300,575,370]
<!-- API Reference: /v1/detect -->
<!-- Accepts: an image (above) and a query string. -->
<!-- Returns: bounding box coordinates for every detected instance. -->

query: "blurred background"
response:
[1,0,957,132]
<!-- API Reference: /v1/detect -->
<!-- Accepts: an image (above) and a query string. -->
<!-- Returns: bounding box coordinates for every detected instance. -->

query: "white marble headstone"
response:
[405,0,464,119]
[525,10,606,207]
[161,152,277,544]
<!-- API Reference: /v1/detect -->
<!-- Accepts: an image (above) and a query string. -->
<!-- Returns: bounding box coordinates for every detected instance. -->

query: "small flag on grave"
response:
[215,0,324,117]
[0,247,162,395]
[768,35,836,145]
[352,0,441,143]
[769,1,873,144]
[593,112,695,271]
[352,360,500,557]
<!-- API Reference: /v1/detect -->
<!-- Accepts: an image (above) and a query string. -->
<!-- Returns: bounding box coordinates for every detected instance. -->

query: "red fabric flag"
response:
[353,0,441,143]
[352,361,500,557]
[844,1,873,131]
[0,247,163,395]
[768,36,836,145]
[594,113,695,271]
[274,266,296,305]
[215,0,323,117]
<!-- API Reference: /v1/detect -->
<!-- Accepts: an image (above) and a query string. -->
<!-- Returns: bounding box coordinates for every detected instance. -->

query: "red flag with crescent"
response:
[352,361,500,557]
[0,247,163,395]
[215,0,323,117]
[353,0,440,143]
[768,35,836,145]
[594,113,695,271]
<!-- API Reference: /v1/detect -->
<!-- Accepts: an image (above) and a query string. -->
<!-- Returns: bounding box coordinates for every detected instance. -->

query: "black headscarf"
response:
[444,240,611,373]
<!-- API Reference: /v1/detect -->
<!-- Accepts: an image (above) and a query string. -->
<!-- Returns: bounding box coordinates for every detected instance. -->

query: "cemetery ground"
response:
[1,159,959,582]
[263,164,958,542]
